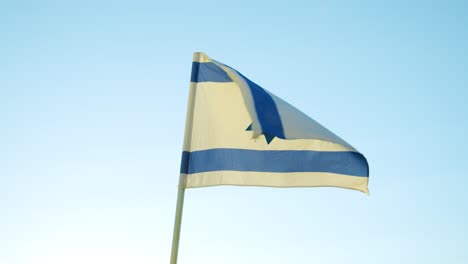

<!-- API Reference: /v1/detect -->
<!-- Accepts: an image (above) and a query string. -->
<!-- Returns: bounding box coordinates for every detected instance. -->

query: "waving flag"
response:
[179,52,369,193]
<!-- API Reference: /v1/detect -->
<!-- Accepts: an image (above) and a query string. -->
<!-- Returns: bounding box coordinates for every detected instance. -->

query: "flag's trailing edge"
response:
[180,52,369,193]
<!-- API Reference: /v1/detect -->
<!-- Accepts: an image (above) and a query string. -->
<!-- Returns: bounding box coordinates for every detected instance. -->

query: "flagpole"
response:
[170,175,186,264]
[170,53,201,264]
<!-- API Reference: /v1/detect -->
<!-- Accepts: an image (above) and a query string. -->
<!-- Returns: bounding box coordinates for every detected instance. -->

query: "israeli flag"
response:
[180,52,369,193]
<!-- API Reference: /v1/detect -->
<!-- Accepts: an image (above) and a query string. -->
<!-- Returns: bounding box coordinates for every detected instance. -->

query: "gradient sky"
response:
[1,1,468,263]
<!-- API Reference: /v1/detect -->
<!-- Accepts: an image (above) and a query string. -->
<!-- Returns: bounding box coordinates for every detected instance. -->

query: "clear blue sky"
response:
[1,1,468,263]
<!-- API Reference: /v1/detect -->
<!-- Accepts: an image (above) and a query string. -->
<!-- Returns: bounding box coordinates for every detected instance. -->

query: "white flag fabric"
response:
[180,52,369,193]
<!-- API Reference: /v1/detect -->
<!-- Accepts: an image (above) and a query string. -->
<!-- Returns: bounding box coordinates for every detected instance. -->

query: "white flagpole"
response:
[170,176,186,264]
[170,53,201,263]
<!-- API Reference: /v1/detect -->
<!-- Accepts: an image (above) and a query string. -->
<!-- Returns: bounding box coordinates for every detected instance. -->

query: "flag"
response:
[179,52,369,193]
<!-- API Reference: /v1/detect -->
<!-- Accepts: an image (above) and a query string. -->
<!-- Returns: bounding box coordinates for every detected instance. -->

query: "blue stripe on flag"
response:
[191,62,232,82]
[180,149,368,177]
[237,73,286,139]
